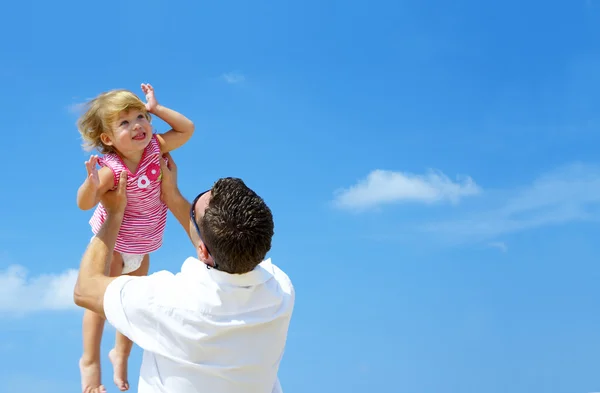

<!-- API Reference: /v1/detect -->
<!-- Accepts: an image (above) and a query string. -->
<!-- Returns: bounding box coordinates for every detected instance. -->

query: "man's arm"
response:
[166,190,193,243]
[74,168,177,355]
[73,171,127,317]
[160,153,194,244]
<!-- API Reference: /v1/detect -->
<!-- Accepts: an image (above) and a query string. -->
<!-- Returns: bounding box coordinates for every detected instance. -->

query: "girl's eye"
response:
[120,120,129,126]
[138,114,144,119]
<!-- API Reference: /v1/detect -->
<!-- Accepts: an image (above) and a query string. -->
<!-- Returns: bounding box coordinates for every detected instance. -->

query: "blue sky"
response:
[1,0,600,392]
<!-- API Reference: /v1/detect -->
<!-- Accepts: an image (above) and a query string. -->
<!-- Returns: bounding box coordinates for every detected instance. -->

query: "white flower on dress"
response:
[137,175,150,189]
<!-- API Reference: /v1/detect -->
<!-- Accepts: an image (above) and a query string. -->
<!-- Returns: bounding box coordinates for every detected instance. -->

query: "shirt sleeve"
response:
[104,273,167,353]
[272,378,283,393]
[97,156,119,190]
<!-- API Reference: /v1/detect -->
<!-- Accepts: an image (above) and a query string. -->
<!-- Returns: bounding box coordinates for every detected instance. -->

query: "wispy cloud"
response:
[0,265,78,316]
[67,101,88,115]
[422,162,600,243]
[488,241,508,252]
[333,169,481,211]
[222,71,245,84]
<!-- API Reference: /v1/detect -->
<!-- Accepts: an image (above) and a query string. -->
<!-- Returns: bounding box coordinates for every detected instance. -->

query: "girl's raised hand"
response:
[85,155,100,189]
[141,83,158,113]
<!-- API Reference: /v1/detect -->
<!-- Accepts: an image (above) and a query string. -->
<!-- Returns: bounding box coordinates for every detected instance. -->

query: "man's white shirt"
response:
[104,257,295,393]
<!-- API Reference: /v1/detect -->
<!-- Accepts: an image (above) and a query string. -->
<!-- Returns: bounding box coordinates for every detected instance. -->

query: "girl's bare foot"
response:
[109,348,130,391]
[79,357,106,393]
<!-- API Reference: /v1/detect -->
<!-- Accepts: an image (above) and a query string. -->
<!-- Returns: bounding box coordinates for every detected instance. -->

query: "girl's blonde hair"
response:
[77,89,151,154]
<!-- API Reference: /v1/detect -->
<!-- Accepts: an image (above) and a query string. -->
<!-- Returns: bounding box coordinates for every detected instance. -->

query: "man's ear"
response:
[197,241,209,261]
[197,242,215,266]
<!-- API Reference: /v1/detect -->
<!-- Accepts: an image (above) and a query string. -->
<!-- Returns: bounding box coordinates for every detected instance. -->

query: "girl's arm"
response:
[154,104,195,154]
[77,165,116,210]
[141,83,195,154]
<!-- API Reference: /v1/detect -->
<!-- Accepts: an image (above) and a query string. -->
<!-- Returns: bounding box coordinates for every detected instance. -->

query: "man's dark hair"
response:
[200,177,274,274]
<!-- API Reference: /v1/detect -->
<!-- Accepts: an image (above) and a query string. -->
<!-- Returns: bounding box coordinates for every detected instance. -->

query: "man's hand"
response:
[160,152,179,205]
[141,83,159,113]
[101,171,128,216]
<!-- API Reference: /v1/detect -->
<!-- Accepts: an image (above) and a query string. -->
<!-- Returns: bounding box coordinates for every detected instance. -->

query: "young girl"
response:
[76,83,194,393]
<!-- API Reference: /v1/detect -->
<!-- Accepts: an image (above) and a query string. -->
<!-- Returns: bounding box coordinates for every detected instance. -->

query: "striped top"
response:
[90,134,168,255]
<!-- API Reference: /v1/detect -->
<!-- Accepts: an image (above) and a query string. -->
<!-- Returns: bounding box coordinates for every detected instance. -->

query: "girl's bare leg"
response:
[80,250,123,393]
[109,253,150,392]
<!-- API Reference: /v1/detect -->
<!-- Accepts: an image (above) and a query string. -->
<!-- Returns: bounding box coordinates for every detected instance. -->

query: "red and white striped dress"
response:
[90,134,168,255]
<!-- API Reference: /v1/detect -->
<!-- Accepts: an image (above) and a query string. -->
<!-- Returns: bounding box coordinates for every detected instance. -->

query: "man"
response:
[74,153,295,393]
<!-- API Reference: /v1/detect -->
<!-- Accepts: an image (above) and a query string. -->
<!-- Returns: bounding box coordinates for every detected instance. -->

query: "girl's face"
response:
[101,109,152,155]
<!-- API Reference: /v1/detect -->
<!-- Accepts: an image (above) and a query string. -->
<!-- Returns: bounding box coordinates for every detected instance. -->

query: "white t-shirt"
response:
[104,257,295,393]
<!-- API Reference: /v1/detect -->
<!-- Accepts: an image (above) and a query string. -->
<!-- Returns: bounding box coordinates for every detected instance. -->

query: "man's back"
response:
[104,257,295,393]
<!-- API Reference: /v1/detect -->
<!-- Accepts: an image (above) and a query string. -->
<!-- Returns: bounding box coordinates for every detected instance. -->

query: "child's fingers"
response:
[84,156,98,172]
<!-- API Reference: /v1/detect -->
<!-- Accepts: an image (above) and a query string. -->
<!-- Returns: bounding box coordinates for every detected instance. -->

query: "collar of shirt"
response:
[180,257,276,287]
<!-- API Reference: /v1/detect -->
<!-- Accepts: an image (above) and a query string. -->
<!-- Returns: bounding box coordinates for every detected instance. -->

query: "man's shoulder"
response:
[267,261,293,290]
[105,269,176,298]
[122,269,177,286]
[148,269,177,281]
[263,260,295,309]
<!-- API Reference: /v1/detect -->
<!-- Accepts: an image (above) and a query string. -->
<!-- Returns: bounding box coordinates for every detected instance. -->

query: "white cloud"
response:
[67,101,88,115]
[0,265,78,315]
[222,72,245,84]
[333,169,481,210]
[488,241,508,252]
[423,162,600,243]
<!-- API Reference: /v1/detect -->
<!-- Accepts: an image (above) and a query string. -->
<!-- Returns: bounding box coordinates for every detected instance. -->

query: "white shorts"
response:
[89,236,144,275]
